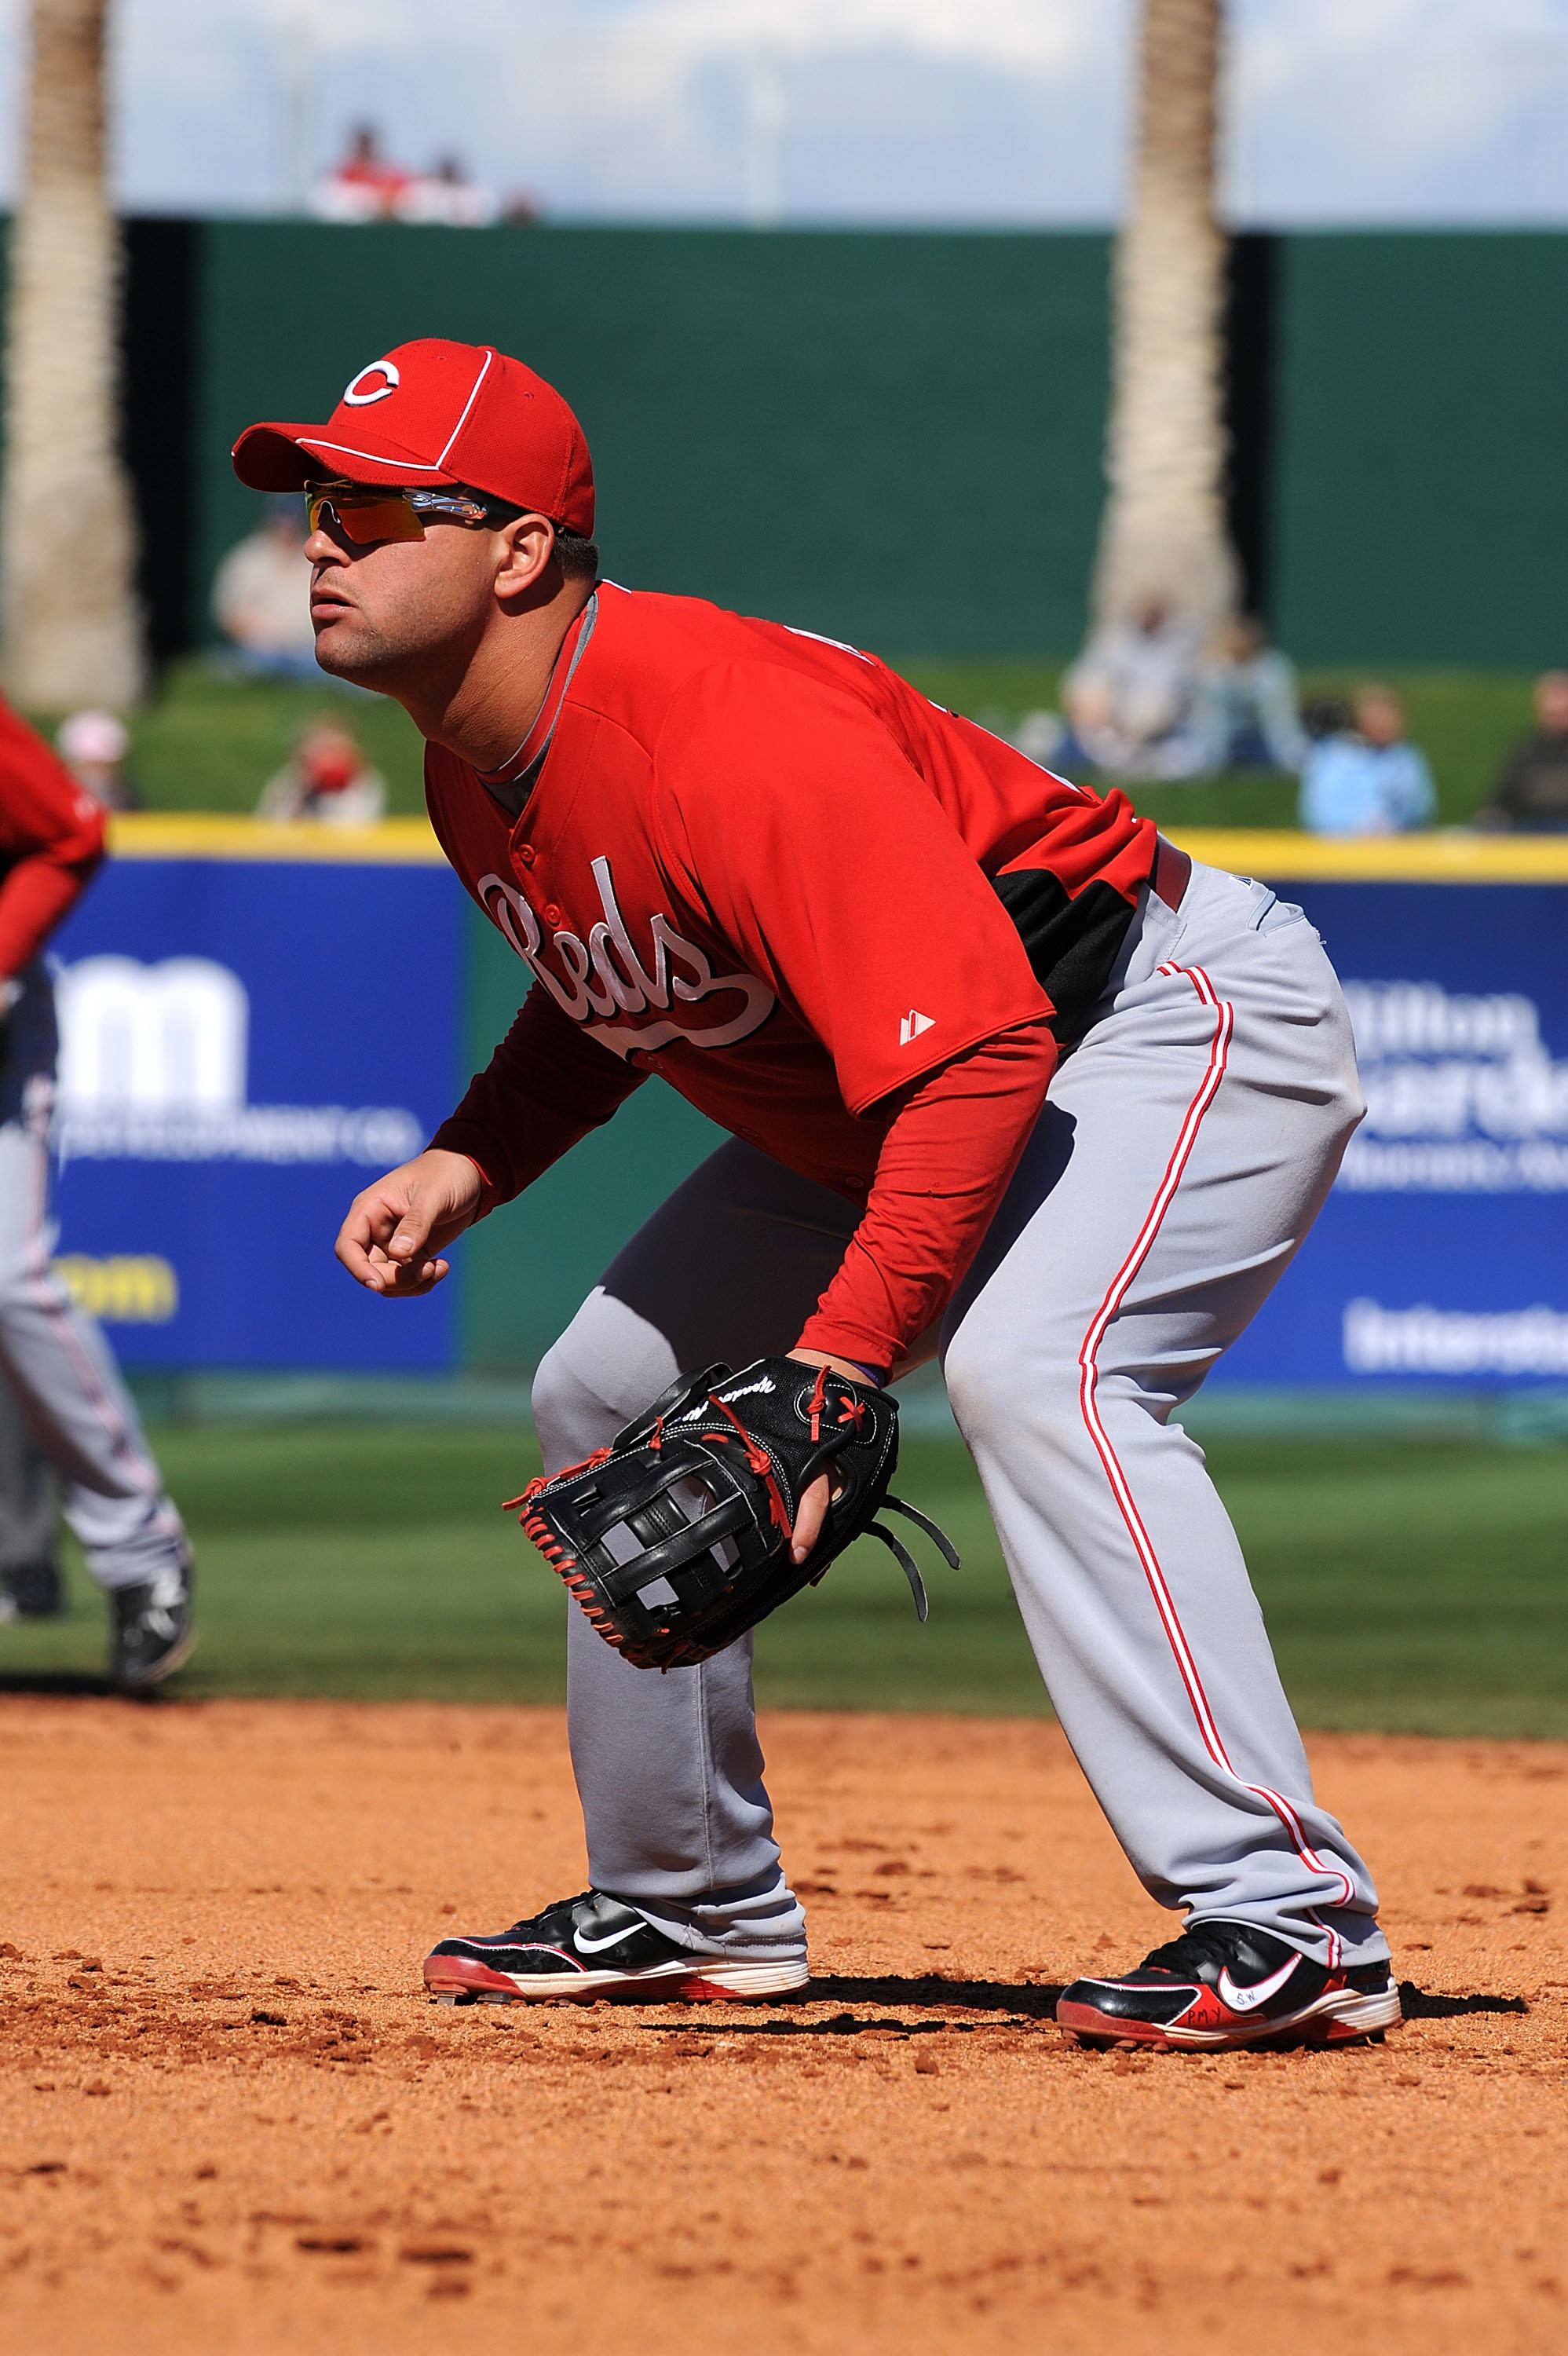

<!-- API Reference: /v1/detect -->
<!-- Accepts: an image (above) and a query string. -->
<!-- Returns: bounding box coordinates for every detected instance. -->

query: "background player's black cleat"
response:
[1057,1919,1402,2050]
[0,1559,62,1619]
[108,1557,196,1692]
[423,1889,808,2004]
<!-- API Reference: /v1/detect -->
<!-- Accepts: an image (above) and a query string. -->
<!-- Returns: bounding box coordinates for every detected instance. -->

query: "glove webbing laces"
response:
[707,1392,793,1540]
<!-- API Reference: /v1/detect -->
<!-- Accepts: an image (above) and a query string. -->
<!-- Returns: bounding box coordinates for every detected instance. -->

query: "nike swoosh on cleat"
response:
[1215,1955,1303,2013]
[572,1926,644,1955]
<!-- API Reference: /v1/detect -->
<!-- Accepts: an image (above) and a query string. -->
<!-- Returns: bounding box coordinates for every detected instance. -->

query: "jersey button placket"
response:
[516,843,536,867]
[543,902,563,927]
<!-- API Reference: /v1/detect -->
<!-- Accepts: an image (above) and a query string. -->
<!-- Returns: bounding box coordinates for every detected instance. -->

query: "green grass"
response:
[90,656,1537,829]
[1191,1439,1568,1738]
[5,1425,1565,1737]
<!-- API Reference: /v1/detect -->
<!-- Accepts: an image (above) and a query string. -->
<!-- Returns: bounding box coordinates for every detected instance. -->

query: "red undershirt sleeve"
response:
[0,699,106,978]
[429,983,648,1213]
[795,1015,1059,1374]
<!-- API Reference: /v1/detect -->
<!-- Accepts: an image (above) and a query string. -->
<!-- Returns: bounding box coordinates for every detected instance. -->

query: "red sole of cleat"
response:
[677,1975,758,2003]
[422,1956,523,1999]
[422,1959,804,2006]
[1056,2000,1394,2054]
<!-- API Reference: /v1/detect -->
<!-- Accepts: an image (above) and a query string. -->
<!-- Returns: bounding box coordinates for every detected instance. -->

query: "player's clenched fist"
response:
[334,1148,484,1297]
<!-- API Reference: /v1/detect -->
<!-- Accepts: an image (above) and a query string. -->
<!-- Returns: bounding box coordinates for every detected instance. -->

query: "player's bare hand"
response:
[334,1148,484,1297]
[786,1349,879,1562]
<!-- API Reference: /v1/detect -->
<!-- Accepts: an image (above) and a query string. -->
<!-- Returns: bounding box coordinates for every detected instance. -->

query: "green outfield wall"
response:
[0,220,1561,668]
[193,222,1112,661]
[173,221,1568,671]
[1267,234,1568,668]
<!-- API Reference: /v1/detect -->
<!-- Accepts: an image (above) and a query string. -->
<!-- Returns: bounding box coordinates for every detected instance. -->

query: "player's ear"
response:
[493,514,557,605]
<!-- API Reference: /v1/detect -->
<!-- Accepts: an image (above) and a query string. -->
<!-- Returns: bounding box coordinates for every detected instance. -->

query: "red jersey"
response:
[429,586,1154,1366]
[429,583,1153,1172]
[0,696,106,979]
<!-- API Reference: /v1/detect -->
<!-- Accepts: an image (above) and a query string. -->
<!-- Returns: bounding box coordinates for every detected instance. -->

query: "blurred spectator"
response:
[1060,595,1205,780]
[56,709,141,811]
[394,155,499,227]
[257,723,386,828]
[310,125,411,224]
[1475,670,1568,832]
[1194,615,1307,774]
[211,497,316,680]
[1299,686,1436,836]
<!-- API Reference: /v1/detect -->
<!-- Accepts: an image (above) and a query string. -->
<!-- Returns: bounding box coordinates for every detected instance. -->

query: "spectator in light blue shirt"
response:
[1299,686,1436,836]
[1194,615,1308,774]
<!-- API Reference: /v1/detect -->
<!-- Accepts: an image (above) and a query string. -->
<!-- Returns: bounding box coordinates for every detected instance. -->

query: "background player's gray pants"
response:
[0,1109,187,1591]
[532,861,1386,1974]
[0,1368,57,1574]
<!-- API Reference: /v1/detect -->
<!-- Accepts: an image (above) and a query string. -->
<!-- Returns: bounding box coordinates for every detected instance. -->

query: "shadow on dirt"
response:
[630,1974,1064,2025]
[644,2007,1051,2037]
[0,1671,113,1696]
[803,1973,1065,2016]
[1398,1981,1528,2018]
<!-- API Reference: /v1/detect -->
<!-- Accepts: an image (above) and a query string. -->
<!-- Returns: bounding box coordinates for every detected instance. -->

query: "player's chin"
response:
[309,613,376,679]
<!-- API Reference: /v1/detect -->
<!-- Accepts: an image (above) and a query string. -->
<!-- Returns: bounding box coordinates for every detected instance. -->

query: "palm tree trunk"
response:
[1,0,144,711]
[1091,0,1238,636]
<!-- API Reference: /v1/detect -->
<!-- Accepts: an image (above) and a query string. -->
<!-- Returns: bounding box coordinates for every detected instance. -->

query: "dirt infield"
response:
[0,1699,1562,2355]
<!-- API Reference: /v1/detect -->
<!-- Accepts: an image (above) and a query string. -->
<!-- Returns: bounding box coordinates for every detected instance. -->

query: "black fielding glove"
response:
[509,1356,959,1670]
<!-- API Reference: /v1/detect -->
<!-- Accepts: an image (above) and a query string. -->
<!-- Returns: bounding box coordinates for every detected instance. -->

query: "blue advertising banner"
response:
[1219,878,1568,1388]
[47,840,464,1370]
[36,825,1568,1389]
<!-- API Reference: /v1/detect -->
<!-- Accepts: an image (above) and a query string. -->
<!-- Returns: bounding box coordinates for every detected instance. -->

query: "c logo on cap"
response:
[342,360,400,408]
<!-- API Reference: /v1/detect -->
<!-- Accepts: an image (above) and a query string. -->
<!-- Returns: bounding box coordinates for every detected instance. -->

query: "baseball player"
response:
[235,340,1398,2050]
[0,698,194,1688]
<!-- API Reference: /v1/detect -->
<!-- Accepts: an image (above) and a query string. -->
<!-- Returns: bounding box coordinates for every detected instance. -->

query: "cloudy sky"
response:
[0,0,1563,222]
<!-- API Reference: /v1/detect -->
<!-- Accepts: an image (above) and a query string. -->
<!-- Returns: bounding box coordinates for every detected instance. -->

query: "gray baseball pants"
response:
[530,859,1387,1974]
[0,1099,187,1593]
[0,1363,57,1573]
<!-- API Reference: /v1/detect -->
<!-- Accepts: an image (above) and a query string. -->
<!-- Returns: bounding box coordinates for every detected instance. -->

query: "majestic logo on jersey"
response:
[342,359,400,407]
[899,1008,934,1045]
[477,857,775,1060]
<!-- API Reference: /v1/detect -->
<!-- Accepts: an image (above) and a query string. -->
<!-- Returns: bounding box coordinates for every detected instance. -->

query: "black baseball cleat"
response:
[0,1560,62,1619]
[108,1557,196,1692]
[1057,1920,1402,2051]
[423,1890,810,2005]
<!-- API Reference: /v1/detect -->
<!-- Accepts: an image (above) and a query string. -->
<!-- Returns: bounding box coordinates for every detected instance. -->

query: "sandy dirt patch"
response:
[0,1699,1562,2354]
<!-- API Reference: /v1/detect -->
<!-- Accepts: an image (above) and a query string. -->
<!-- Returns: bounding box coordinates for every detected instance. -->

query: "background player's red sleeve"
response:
[430,984,648,1212]
[0,696,106,978]
[796,1015,1058,1372]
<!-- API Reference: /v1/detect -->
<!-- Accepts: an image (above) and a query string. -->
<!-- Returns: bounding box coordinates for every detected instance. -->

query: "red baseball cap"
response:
[230,338,594,535]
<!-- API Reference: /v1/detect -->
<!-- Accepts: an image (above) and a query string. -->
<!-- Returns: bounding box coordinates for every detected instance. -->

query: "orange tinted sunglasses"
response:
[304,481,499,543]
